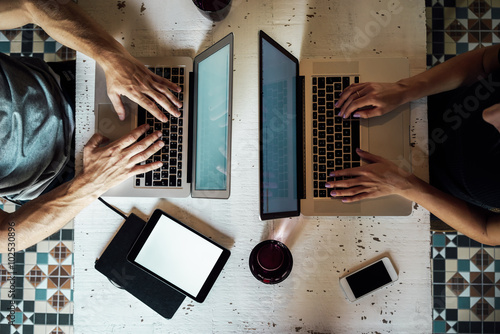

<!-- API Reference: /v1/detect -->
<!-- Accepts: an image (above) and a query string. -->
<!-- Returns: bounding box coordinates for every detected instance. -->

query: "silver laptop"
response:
[94,33,233,199]
[259,31,412,219]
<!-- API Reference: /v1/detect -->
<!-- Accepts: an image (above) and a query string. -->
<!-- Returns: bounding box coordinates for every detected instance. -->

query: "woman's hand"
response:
[101,53,183,122]
[335,82,409,119]
[80,124,164,195]
[325,149,414,202]
[483,103,500,133]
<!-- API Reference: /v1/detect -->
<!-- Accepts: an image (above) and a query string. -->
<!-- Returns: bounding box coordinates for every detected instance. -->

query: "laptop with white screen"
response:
[94,33,233,199]
[259,30,412,219]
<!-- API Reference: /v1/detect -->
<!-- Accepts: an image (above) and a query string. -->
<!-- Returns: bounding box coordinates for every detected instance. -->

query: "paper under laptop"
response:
[259,30,412,219]
[94,34,233,199]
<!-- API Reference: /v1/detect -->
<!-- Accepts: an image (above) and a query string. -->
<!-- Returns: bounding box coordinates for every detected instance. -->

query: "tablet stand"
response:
[95,213,185,319]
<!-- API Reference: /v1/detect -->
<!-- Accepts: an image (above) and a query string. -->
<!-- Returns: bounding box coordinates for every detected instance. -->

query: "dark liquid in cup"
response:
[257,243,284,270]
[249,240,293,284]
[192,0,232,21]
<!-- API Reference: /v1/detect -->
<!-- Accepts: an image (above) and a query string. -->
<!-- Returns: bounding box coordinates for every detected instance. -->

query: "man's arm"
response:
[0,0,181,121]
[0,0,31,28]
[337,44,500,118]
[0,125,163,253]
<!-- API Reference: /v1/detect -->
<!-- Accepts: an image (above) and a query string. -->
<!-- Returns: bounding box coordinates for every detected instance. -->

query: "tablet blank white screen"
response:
[134,215,223,297]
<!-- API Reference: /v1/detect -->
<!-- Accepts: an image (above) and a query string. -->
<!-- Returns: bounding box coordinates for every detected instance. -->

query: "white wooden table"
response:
[74,0,431,332]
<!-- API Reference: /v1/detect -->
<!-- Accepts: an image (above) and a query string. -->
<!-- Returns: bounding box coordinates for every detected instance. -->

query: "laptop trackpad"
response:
[97,104,134,142]
[314,200,361,214]
[366,106,405,160]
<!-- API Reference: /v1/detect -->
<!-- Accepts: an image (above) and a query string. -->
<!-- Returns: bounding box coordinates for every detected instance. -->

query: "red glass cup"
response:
[249,240,293,284]
[192,0,232,21]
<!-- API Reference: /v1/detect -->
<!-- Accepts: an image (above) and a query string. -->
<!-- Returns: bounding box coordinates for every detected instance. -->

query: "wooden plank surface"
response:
[74,0,431,332]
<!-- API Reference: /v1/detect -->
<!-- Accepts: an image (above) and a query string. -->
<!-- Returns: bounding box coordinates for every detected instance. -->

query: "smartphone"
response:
[339,257,398,302]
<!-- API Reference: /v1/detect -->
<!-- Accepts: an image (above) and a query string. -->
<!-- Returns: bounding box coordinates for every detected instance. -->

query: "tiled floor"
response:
[1,2,500,334]
[427,0,500,67]
[427,0,500,333]
[0,24,76,61]
[0,24,75,334]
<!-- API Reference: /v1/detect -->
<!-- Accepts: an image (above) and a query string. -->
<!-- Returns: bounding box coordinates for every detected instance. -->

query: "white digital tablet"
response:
[127,209,230,303]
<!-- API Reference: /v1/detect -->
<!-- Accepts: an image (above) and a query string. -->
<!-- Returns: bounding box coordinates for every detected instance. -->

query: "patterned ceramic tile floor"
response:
[427,0,500,333]
[427,0,500,67]
[0,24,76,62]
[1,2,500,334]
[0,24,75,334]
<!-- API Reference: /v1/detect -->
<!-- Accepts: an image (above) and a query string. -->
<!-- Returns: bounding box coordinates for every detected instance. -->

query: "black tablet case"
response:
[94,213,185,319]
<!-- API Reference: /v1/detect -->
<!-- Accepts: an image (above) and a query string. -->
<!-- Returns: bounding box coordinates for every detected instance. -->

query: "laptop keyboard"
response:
[311,75,361,198]
[135,66,185,188]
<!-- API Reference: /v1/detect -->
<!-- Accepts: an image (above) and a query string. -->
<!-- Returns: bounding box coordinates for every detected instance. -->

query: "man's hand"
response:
[80,124,164,194]
[325,149,413,202]
[335,82,408,119]
[102,53,183,122]
[0,124,166,253]
[0,0,183,122]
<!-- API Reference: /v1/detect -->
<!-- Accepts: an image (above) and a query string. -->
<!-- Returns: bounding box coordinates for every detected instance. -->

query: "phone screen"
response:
[346,260,392,299]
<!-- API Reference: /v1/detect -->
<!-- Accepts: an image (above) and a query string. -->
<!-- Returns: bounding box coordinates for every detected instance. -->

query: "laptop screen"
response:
[195,44,230,191]
[192,33,233,199]
[259,31,301,220]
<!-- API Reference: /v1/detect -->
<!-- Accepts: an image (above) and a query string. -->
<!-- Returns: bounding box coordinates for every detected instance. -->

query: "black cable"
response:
[98,197,128,219]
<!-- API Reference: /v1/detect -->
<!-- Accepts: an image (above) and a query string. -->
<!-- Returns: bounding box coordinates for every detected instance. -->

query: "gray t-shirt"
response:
[0,54,74,200]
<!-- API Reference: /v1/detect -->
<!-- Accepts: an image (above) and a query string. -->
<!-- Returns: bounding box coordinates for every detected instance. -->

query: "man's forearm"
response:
[0,0,125,65]
[22,0,126,68]
[0,0,32,29]
[0,175,100,253]
[1,0,184,120]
